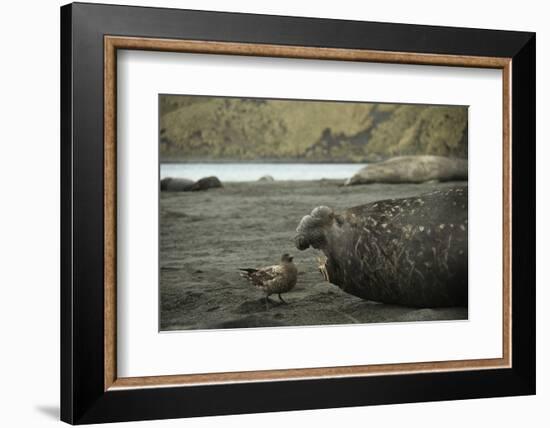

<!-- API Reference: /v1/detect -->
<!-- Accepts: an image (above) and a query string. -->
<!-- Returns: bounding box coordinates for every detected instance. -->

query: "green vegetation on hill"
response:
[160,95,468,162]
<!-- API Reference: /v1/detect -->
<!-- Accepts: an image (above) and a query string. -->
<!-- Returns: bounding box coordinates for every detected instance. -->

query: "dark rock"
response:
[258,175,275,182]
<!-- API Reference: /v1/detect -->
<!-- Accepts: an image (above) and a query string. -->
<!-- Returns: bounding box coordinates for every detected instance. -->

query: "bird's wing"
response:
[249,265,284,286]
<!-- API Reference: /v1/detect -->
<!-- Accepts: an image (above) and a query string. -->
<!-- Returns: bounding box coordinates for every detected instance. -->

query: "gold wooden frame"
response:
[104,35,512,391]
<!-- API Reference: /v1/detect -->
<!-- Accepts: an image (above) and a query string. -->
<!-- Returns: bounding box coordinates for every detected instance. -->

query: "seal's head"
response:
[294,206,336,251]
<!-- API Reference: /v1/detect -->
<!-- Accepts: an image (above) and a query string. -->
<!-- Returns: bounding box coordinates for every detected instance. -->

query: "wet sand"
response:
[160,180,467,331]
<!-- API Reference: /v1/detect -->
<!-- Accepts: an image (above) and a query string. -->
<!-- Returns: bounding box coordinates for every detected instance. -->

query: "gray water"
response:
[160,163,364,182]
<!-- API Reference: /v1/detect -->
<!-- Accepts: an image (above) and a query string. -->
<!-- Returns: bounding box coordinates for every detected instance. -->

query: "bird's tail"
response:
[238,268,257,279]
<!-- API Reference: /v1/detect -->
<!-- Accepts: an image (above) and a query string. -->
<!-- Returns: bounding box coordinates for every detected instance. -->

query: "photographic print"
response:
[159,95,468,331]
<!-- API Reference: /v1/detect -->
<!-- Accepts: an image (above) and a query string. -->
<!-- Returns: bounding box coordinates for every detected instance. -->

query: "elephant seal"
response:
[295,186,468,307]
[161,176,223,192]
[160,177,194,191]
[191,176,223,191]
[345,155,468,185]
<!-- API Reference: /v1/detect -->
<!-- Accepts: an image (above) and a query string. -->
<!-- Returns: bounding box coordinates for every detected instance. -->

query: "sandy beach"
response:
[160,180,468,331]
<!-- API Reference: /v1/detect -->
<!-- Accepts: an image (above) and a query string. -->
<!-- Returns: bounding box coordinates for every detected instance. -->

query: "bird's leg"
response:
[278,293,288,305]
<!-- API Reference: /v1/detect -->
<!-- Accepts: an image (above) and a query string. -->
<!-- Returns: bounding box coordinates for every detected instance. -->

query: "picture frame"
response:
[60,2,535,424]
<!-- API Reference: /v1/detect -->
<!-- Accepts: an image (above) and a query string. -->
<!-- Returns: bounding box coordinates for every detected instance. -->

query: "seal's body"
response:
[295,187,468,307]
[345,155,468,185]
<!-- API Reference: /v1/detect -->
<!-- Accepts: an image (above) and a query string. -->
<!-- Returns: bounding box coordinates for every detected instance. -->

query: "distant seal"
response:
[191,176,223,191]
[294,187,468,307]
[345,155,468,185]
[160,177,194,191]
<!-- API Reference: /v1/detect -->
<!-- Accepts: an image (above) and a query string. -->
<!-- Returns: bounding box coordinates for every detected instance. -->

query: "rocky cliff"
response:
[160,95,468,163]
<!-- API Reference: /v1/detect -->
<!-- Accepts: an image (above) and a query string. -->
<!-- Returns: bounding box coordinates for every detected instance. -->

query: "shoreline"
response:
[160,164,365,183]
[160,160,372,164]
